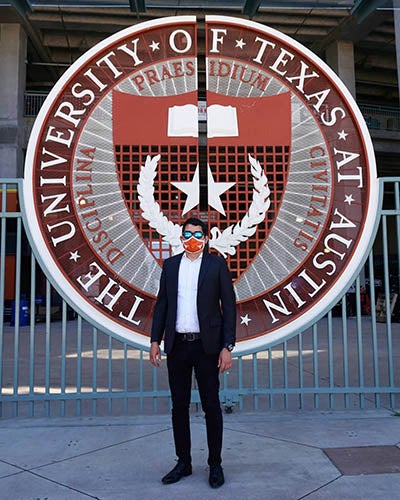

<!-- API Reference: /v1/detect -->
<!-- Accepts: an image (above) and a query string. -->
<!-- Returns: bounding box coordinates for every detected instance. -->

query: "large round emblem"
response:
[23,16,379,354]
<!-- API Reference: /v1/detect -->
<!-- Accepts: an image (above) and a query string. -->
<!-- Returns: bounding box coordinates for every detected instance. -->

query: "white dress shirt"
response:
[175,253,202,333]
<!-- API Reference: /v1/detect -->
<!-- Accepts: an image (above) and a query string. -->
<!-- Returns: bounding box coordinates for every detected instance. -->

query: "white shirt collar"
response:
[182,252,203,264]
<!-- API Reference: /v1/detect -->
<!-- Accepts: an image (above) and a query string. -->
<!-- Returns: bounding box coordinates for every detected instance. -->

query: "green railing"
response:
[360,104,400,131]
[0,178,399,417]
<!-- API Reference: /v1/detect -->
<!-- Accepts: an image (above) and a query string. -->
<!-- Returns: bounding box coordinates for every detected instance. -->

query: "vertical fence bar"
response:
[139,349,144,412]
[283,341,288,409]
[222,370,227,399]
[29,252,36,417]
[355,276,365,408]
[382,215,395,408]
[252,353,258,410]
[297,334,304,409]
[124,343,128,414]
[12,216,22,417]
[312,324,319,409]
[108,334,112,414]
[60,300,67,417]
[238,356,243,410]
[268,348,273,409]
[368,251,380,408]
[341,296,350,408]
[222,368,229,407]
[76,315,82,416]
[327,311,334,409]
[152,365,159,413]
[92,327,98,416]
[45,280,51,416]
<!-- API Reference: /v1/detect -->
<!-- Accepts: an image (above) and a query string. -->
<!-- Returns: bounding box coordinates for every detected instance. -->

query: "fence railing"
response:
[24,93,47,117]
[24,92,400,132]
[360,104,400,131]
[0,178,399,418]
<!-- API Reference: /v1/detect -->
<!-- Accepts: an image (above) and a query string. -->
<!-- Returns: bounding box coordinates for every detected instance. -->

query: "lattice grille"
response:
[115,144,199,261]
[115,142,289,280]
[208,144,290,278]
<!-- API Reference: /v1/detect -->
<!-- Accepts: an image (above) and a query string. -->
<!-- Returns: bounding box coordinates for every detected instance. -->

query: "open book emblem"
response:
[168,103,238,137]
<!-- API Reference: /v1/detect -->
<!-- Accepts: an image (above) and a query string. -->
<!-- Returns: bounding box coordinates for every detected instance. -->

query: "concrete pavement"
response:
[0,409,400,499]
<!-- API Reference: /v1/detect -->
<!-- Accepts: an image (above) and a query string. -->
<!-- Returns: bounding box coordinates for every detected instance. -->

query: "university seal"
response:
[23,16,379,353]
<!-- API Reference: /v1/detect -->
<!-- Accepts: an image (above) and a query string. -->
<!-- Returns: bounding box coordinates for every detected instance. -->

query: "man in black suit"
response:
[150,217,236,488]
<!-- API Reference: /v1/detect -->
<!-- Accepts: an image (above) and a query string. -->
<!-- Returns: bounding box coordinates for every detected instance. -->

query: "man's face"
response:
[181,223,208,255]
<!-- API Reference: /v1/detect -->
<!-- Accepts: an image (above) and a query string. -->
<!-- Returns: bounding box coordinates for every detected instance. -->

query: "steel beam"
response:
[129,0,146,14]
[242,0,260,18]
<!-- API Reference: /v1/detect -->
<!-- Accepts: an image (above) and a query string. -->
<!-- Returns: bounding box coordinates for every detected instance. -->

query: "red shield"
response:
[113,89,291,280]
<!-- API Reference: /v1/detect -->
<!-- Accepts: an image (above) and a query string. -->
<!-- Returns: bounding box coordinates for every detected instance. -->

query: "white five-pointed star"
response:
[171,164,235,216]
[149,40,160,51]
[207,165,235,216]
[69,251,80,262]
[235,38,246,49]
[338,130,348,140]
[240,314,252,326]
[344,194,355,205]
[171,167,200,216]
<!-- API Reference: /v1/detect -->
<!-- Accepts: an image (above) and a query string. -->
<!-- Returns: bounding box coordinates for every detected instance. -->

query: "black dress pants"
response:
[167,338,223,466]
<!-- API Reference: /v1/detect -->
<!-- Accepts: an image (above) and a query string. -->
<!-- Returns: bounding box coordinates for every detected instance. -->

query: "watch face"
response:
[23,16,378,355]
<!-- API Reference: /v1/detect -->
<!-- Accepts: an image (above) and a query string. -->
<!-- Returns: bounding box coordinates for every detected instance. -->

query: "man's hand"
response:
[150,341,162,367]
[218,348,232,373]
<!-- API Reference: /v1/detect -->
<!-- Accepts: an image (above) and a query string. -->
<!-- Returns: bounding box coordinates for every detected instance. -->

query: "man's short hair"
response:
[182,217,208,237]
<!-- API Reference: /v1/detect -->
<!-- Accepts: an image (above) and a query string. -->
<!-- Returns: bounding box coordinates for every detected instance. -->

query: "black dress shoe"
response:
[209,464,224,488]
[162,462,192,484]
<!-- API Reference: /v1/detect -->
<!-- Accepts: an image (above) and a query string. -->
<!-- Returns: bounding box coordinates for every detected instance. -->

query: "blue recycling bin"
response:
[10,298,29,326]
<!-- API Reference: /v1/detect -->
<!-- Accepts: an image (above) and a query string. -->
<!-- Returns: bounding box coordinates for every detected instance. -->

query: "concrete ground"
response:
[0,409,400,499]
[1,315,400,498]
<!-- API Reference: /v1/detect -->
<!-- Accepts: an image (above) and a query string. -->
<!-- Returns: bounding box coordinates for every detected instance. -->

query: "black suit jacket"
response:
[151,251,236,354]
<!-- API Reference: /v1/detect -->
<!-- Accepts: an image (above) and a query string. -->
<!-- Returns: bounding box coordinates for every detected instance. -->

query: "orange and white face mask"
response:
[182,237,205,254]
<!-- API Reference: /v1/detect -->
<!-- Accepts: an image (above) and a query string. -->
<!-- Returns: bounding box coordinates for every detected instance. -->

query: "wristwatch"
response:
[224,343,234,352]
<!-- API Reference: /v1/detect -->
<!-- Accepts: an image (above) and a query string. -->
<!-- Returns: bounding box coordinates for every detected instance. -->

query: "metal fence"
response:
[24,93,47,117]
[0,178,399,418]
[360,104,400,131]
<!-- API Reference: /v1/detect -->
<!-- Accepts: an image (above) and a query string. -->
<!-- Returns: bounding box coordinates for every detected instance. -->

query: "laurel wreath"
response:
[137,154,270,257]
[208,155,270,256]
[137,155,183,254]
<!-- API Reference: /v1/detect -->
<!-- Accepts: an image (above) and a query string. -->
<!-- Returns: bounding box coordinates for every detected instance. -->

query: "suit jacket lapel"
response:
[171,253,183,295]
[198,252,210,290]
